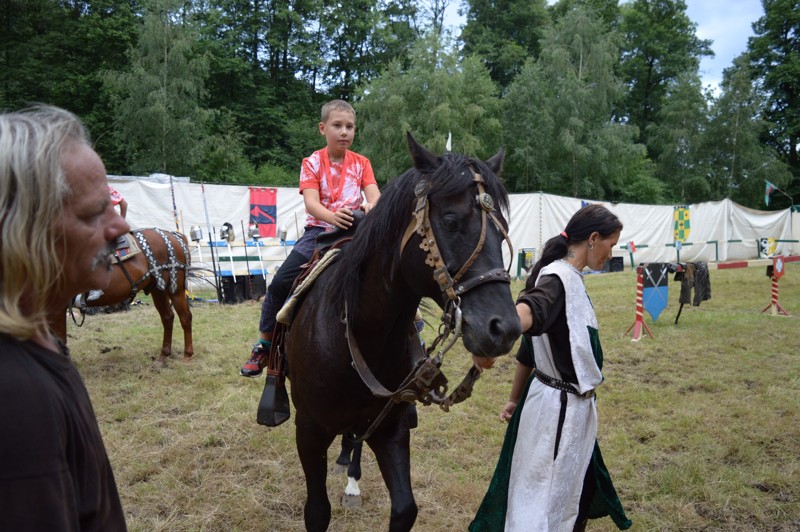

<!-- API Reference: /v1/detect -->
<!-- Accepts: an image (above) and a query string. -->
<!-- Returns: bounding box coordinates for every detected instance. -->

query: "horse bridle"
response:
[345,165,514,441]
[399,168,513,301]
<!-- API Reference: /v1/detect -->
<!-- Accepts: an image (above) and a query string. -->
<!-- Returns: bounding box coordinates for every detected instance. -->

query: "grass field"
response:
[68,263,800,531]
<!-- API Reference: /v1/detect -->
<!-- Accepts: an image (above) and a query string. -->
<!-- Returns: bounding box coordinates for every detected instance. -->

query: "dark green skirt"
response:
[469,377,631,531]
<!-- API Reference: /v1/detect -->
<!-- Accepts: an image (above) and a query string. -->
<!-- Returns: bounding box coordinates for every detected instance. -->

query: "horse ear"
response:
[407,132,442,174]
[485,147,505,176]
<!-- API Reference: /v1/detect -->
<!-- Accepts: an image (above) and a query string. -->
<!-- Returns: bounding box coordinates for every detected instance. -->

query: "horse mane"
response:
[328,152,509,321]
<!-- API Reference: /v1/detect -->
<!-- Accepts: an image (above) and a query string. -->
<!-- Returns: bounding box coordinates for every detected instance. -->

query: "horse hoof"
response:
[181,356,192,363]
[341,493,361,508]
[333,463,348,475]
[152,358,167,369]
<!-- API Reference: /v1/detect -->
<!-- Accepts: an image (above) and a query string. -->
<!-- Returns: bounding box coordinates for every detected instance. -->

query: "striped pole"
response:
[762,275,789,316]
[625,266,654,341]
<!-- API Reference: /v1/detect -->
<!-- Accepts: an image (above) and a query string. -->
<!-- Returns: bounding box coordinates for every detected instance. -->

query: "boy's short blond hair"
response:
[321,100,355,123]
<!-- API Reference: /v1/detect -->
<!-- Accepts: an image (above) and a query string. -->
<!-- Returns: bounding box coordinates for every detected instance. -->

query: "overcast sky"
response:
[444,0,766,93]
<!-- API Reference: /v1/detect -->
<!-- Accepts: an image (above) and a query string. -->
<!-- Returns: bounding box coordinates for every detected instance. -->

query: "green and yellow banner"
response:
[674,205,690,243]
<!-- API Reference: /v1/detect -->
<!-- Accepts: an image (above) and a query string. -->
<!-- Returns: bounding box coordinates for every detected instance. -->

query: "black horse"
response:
[285,134,521,531]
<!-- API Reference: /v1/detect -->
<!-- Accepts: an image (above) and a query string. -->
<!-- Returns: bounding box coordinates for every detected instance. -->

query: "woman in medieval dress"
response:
[471,204,632,532]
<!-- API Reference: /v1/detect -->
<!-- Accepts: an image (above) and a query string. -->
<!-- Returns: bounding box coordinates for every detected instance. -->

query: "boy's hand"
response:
[332,207,354,229]
[363,201,377,214]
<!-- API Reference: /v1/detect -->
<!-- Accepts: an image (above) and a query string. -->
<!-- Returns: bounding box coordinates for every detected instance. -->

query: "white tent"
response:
[109,176,798,277]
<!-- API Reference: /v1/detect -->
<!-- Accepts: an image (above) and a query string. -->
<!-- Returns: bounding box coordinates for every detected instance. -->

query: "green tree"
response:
[549,0,622,30]
[619,0,712,147]
[193,0,321,173]
[704,55,791,207]
[502,5,659,201]
[460,0,550,89]
[356,34,503,183]
[105,0,212,175]
[646,71,709,203]
[321,0,417,99]
[195,109,257,183]
[0,0,137,169]
[747,0,800,203]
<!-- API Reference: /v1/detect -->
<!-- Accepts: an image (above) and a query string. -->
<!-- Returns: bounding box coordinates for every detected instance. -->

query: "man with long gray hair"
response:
[0,106,129,529]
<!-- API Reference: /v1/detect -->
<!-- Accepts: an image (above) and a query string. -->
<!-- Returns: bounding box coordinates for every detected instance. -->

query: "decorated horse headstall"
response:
[346,166,514,440]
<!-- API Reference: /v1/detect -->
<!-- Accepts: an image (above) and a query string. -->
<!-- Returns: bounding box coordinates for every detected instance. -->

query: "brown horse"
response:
[55,228,193,367]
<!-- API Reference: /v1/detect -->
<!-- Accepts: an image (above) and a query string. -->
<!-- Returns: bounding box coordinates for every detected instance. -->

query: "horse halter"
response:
[399,166,514,302]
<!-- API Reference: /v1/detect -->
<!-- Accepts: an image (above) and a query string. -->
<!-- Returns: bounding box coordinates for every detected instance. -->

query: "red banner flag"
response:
[249,187,277,238]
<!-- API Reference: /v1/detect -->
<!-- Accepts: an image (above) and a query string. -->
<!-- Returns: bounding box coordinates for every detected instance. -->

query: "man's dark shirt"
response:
[0,333,126,531]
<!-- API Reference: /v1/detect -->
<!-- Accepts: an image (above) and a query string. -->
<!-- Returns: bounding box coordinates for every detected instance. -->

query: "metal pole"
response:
[241,220,253,300]
[169,175,180,232]
[201,182,222,303]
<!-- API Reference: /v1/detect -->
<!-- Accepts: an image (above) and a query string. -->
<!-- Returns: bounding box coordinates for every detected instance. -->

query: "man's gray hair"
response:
[0,105,90,340]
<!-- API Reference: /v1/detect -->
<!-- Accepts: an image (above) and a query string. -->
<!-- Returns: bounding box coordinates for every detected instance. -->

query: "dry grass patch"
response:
[67,264,800,530]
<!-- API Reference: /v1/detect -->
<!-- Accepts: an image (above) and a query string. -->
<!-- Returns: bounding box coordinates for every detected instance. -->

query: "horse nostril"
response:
[489,316,520,346]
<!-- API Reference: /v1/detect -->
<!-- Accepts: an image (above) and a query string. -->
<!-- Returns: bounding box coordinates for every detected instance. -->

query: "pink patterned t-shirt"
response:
[298,149,376,228]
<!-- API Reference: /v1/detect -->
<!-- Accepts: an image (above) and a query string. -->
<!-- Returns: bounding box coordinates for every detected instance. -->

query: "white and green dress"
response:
[471,260,631,531]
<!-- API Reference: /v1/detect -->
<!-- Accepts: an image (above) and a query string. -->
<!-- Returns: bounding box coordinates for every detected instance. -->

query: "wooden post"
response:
[625,265,654,341]
[762,257,789,316]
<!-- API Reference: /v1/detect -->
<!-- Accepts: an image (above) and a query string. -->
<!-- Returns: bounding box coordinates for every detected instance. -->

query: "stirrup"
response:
[256,326,290,426]
[257,372,290,426]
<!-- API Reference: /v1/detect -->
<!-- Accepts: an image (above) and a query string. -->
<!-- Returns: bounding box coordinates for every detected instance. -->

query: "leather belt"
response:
[534,369,595,398]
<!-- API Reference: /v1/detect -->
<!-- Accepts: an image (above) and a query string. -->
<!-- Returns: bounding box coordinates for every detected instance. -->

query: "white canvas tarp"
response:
[109,177,797,276]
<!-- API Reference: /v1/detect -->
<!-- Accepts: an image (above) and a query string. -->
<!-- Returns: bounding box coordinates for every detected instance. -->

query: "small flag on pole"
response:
[628,241,636,253]
[765,180,776,205]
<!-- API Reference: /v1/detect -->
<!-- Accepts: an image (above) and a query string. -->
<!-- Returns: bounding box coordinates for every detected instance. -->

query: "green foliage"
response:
[195,109,256,183]
[460,0,550,88]
[1,0,792,206]
[254,162,299,187]
[502,5,660,202]
[548,0,622,30]
[619,0,713,148]
[0,0,137,171]
[747,0,800,203]
[704,54,792,206]
[104,0,213,175]
[647,71,710,203]
[356,34,503,183]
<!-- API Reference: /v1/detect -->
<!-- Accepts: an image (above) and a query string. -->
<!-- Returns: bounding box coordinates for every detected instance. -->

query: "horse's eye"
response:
[442,214,459,231]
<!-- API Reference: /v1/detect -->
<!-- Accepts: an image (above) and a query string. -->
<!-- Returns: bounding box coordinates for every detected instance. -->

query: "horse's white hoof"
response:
[333,463,348,475]
[341,493,361,508]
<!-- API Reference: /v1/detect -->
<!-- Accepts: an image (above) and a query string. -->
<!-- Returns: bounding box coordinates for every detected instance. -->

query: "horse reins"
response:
[345,166,513,441]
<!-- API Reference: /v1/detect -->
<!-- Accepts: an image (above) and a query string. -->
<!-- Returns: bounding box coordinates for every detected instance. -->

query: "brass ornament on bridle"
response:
[478,192,494,212]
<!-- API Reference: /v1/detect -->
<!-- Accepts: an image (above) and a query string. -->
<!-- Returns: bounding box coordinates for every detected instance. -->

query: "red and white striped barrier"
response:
[624,266,654,342]
[762,256,791,316]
